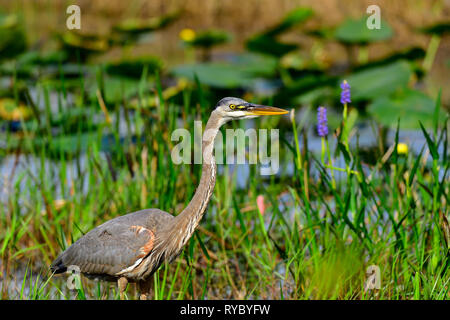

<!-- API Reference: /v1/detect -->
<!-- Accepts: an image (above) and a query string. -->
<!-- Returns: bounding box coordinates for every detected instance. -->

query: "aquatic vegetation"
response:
[0,3,448,301]
[340,81,351,105]
[0,13,27,60]
[334,17,393,45]
[180,29,231,49]
[0,98,32,121]
[105,56,163,79]
[246,7,313,57]
[113,10,181,35]
[316,106,328,137]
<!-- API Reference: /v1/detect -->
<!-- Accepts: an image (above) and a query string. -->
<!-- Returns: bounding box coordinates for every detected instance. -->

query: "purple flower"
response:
[317,106,328,137]
[340,80,351,104]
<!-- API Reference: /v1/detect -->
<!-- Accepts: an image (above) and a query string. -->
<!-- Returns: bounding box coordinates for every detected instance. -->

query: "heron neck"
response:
[171,110,223,247]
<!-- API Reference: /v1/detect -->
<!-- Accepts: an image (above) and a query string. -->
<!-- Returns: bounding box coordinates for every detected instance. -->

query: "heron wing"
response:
[52,221,155,276]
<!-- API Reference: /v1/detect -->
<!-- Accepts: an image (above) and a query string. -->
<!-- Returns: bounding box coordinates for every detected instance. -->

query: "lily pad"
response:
[354,47,425,71]
[334,17,393,44]
[305,27,335,39]
[61,32,109,52]
[344,60,412,101]
[171,63,253,88]
[182,29,231,48]
[105,56,163,78]
[0,50,69,78]
[274,74,337,105]
[113,10,181,34]
[420,22,450,35]
[0,13,27,60]
[246,34,298,57]
[245,7,313,57]
[263,7,314,37]
[368,88,446,129]
[227,53,278,77]
[171,54,278,89]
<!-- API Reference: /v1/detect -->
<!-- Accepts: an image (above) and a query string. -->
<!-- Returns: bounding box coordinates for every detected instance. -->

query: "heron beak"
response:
[246,104,289,116]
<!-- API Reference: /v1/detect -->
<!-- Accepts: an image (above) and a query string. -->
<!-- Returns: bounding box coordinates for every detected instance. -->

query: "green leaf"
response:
[368,88,446,129]
[345,60,412,101]
[184,29,231,48]
[105,56,162,79]
[409,146,424,186]
[433,88,442,136]
[335,17,393,44]
[419,22,450,36]
[338,142,351,164]
[171,54,278,89]
[341,108,358,146]
[419,121,439,160]
[246,34,298,57]
[263,7,314,37]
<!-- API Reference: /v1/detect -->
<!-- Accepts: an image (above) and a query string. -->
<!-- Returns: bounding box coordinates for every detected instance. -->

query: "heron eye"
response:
[229,104,236,110]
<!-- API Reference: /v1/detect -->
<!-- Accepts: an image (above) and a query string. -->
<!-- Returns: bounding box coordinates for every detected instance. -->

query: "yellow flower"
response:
[179,28,196,42]
[397,143,408,155]
[0,98,32,121]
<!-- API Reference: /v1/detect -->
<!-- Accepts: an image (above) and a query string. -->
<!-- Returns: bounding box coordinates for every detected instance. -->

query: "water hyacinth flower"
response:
[317,106,328,137]
[340,80,351,105]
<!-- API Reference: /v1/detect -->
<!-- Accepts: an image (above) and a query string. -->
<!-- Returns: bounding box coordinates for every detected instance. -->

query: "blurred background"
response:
[0,0,449,299]
[0,0,449,132]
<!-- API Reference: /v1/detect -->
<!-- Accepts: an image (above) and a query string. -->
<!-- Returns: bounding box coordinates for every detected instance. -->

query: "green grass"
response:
[0,65,449,300]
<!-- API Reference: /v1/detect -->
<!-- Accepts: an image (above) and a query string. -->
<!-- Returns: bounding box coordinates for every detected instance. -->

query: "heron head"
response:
[214,97,288,121]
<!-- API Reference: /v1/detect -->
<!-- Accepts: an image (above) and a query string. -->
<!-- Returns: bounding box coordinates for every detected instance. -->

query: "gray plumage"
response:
[51,209,172,280]
[50,97,288,299]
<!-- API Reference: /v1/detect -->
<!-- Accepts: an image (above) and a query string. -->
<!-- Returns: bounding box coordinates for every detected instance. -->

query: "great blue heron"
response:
[50,97,288,299]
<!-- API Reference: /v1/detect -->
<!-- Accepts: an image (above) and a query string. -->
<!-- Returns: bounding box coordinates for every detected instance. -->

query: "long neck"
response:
[167,110,223,249]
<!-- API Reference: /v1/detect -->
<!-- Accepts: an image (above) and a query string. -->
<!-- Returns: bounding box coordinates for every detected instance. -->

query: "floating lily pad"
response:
[246,34,298,57]
[354,47,425,71]
[59,32,109,61]
[245,7,313,57]
[305,27,335,39]
[368,88,446,129]
[0,13,27,60]
[274,74,337,105]
[113,10,181,34]
[0,50,70,78]
[344,60,412,101]
[227,53,278,77]
[419,22,450,35]
[61,32,109,52]
[172,63,252,88]
[334,17,393,44]
[263,7,314,37]
[182,29,231,48]
[171,54,278,89]
[17,50,68,66]
[105,56,163,78]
